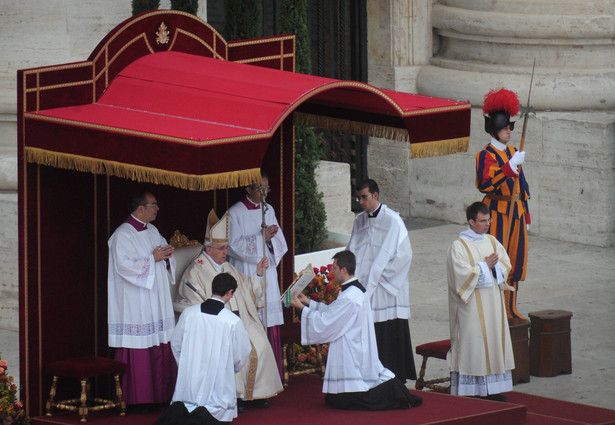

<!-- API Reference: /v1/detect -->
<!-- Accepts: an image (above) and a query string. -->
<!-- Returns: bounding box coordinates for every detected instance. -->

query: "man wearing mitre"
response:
[176,209,283,407]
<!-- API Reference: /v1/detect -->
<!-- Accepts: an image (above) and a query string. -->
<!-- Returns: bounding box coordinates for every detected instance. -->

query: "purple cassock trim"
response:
[241,197,260,210]
[125,215,147,231]
[115,344,177,404]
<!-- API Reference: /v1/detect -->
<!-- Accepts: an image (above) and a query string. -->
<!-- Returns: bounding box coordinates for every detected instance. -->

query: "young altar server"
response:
[155,273,251,424]
[290,250,422,410]
[447,201,515,401]
[347,179,417,382]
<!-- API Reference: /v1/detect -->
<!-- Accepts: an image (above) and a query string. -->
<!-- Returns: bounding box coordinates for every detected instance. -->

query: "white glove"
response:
[509,151,525,168]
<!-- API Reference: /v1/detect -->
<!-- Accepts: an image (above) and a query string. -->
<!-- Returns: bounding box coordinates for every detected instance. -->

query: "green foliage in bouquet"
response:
[0,355,29,425]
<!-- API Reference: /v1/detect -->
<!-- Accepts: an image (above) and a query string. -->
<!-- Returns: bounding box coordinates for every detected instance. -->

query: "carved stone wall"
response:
[367,0,615,247]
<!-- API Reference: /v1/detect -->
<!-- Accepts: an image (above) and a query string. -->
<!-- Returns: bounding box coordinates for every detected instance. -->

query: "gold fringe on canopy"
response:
[410,137,469,159]
[295,112,411,143]
[295,112,469,158]
[25,147,261,191]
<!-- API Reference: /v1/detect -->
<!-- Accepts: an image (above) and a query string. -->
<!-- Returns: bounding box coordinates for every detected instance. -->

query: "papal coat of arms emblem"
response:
[156,22,170,45]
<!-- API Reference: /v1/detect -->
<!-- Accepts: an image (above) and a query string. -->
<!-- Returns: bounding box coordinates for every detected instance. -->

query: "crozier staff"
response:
[227,173,288,377]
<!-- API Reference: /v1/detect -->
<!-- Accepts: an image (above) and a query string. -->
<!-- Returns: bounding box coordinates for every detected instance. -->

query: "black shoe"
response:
[252,399,270,408]
[237,400,245,413]
[240,399,270,409]
[126,404,151,414]
[485,394,508,402]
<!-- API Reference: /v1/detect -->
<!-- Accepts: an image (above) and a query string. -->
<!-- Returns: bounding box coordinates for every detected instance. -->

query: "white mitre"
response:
[204,209,229,244]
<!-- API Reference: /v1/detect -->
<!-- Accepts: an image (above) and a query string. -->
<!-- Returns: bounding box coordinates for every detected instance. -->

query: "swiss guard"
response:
[475,88,531,320]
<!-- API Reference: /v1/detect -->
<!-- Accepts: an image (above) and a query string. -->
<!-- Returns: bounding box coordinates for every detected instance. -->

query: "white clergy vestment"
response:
[171,301,251,422]
[177,253,284,400]
[228,199,288,327]
[347,204,412,322]
[301,278,395,394]
[108,222,176,348]
[447,229,515,394]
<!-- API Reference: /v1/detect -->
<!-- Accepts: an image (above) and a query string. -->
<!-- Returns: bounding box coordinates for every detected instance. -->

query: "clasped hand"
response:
[484,252,499,269]
[153,245,174,262]
[265,224,278,242]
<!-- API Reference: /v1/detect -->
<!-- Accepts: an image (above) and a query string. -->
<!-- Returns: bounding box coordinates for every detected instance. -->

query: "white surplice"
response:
[228,199,288,327]
[171,301,251,422]
[347,204,412,322]
[107,222,176,348]
[301,278,395,394]
[176,253,284,400]
[447,227,515,396]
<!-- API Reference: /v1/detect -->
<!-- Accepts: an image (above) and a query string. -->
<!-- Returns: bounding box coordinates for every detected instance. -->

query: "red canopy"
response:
[23,51,470,191]
[17,11,471,417]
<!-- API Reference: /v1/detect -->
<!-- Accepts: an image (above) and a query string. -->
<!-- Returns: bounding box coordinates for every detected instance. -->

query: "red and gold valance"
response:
[19,11,470,192]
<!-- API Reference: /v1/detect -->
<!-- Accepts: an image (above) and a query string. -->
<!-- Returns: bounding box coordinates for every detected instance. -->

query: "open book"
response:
[281,264,315,308]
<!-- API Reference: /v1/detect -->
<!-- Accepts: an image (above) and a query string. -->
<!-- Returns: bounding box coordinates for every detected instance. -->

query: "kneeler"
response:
[45,356,126,422]
[414,339,451,393]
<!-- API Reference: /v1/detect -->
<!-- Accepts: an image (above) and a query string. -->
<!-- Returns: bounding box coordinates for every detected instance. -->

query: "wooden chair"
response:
[414,339,451,393]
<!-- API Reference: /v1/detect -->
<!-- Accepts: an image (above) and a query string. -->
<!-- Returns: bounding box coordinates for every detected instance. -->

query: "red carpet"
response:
[31,375,615,425]
[504,392,615,425]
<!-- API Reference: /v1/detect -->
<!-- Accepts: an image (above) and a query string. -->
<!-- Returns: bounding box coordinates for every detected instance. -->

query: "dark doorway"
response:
[207,0,369,208]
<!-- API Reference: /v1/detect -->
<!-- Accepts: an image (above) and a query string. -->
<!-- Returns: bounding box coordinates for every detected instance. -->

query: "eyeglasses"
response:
[476,218,492,224]
[257,185,271,193]
[141,203,158,208]
[355,194,373,202]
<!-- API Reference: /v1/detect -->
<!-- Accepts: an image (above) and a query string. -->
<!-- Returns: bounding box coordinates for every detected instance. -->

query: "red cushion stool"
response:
[45,356,126,422]
[415,339,451,393]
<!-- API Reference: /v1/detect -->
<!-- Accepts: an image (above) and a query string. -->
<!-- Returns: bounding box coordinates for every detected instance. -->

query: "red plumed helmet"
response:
[483,88,520,116]
[483,88,520,137]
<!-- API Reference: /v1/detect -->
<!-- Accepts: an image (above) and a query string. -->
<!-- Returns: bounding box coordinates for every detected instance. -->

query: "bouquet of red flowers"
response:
[0,355,29,425]
[303,264,341,305]
[289,264,341,368]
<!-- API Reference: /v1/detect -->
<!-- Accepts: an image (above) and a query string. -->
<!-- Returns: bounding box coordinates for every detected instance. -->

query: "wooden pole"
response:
[502,61,535,252]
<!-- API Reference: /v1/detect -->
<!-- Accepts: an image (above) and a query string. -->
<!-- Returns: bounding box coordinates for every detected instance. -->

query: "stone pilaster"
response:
[315,161,355,234]
[366,0,433,217]
[411,0,615,247]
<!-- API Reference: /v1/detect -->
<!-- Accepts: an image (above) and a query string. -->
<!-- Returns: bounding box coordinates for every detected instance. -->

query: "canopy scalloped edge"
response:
[25,147,261,191]
[294,112,469,158]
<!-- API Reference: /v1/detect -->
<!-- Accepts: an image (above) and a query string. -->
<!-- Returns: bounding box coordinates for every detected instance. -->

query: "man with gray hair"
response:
[176,209,283,409]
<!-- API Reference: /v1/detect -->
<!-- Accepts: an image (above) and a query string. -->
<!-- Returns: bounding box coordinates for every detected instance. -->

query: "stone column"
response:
[412,0,615,246]
[366,0,433,217]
